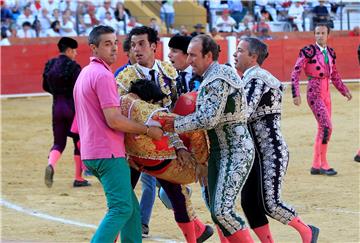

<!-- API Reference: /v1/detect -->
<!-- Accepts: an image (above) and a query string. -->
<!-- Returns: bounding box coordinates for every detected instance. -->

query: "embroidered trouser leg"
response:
[207,123,254,237]
[242,116,297,227]
[307,78,332,168]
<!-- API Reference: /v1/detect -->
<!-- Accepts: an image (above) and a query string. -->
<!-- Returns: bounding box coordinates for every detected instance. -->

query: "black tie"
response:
[178,71,187,93]
[149,69,156,84]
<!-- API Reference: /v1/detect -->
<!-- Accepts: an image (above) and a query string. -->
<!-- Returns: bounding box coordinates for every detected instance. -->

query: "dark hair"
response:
[122,36,131,52]
[50,20,60,30]
[88,25,115,47]
[129,79,166,102]
[22,21,32,27]
[128,26,159,46]
[191,34,219,61]
[314,23,331,34]
[57,37,78,53]
[240,37,269,65]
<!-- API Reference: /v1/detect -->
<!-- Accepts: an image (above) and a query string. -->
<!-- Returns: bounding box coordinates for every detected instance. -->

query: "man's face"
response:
[131,34,156,68]
[186,40,211,76]
[91,33,118,66]
[314,26,329,47]
[168,48,188,71]
[233,40,255,73]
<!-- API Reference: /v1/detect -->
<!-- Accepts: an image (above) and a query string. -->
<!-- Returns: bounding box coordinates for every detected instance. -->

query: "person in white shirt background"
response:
[216,9,236,33]
[288,0,305,31]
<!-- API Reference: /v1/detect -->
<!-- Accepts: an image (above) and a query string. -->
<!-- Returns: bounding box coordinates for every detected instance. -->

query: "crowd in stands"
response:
[1,0,359,46]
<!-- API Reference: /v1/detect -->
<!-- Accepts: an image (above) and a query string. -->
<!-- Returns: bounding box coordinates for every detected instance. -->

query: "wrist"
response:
[144,125,150,135]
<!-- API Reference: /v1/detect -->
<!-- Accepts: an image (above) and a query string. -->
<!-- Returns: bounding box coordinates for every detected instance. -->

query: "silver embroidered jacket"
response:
[243,66,284,122]
[174,62,248,133]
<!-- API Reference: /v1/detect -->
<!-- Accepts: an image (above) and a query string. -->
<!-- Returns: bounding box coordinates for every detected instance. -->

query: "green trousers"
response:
[84,157,141,243]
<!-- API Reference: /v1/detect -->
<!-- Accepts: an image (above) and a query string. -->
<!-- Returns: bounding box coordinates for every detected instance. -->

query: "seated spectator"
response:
[312,0,331,28]
[177,25,189,36]
[16,6,35,28]
[50,8,62,23]
[33,19,47,37]
[216,9,236,32]
[240,27,256,38]
[46,20,61,37]
[114,2,130,35]
[38,8,52,33]
[260,9,273,21]
[103,11,119,34]
[210,27,224,40]
[238,14,254,32]
[96,0,114,22]
[126,16,142,34]
[252,16,271,33]
[0,28,11,46]
[83,5,99,35]
[349,26,360,36]
[258,27,273,40]
[191,23,205,37]
[149,17,161,33]
[17,21,36,38]
[288,0,304,31]
[60,9,77,37]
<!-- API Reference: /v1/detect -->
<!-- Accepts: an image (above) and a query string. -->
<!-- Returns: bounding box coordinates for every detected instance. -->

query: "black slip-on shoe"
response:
[45,164,54,188]
[310,167,321,175]
[320,168,337,176]
[309,225,320,243]
[73,180,91,187]
[197,225,214,243]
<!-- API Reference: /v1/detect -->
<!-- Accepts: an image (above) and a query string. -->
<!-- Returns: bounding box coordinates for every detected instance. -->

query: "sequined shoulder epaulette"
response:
[243,66,282,90]
[115,65,138,93]
[300,44,316,59]
[201,63,243,89]
[158,61,177,79]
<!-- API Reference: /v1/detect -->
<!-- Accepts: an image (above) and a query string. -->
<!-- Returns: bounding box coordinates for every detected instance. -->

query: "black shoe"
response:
[310,167,320,175]
[309,225,320,243]
[45,165,54,188]
[197,225,214,243]
[319,168,337,176]
[142,224,149,238]
[354,154,360,162]
[73,180,91,187]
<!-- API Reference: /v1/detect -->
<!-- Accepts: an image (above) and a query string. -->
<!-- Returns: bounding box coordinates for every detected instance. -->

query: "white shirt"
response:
[288,3,304,20]
[17,28,37,38]
[216,16,236,32]
[46,28,61,37]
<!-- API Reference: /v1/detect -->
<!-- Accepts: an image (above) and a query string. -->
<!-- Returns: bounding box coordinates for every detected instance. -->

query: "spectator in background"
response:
[96,0,114,22]
[288,0,304,31]
[216,9,236,33]
[349,26,360,36]
[312,0,331,28]
[46,20,61,37]
[240,27,256,38]
[0,28,11,46]
[260,8,273,21]
[103,11,119,34]
[83,5,99,35]
[238,14,254,32]
[16,6,35,28]
[114,2,130,35]
[49,8,61,23]
[258,27,272,40]
[160,0,175,34]
[126,16,142,34]
[33,19,47,37]
[210,27,224,40]
[59,0,77,15]
[1,2,13,24]
[252,16,271,33]
[228,0,245,29]
[42,0,59,14]
[38,8,52,33]
[17,21,36,38]
[149,17,160,33]
[191,23,205,37]
[177,25,189,36]
[61,9,77,36]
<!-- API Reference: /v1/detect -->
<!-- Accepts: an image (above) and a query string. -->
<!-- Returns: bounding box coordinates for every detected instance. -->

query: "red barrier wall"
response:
[1,37,358,95]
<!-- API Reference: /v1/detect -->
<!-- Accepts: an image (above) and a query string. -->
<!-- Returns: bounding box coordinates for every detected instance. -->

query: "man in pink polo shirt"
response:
[73,25,163,243]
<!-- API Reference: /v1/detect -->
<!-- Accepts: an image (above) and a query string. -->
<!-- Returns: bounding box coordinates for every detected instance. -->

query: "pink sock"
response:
[48,150,61,169]
[312,137,321,169]
[177,221,197,243]
[74,155,85,181]
[193,218,206,238]
[226,228,254,243]
[216,225,229,243]
[288,217,312,243]
[320,144,330,169]
[253,224,274,243]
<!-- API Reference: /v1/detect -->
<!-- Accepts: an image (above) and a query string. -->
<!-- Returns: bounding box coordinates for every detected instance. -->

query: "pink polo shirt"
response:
[74,57,125,160]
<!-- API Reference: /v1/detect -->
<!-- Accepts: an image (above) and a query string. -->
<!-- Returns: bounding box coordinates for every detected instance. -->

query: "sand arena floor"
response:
[1,83,359,243]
